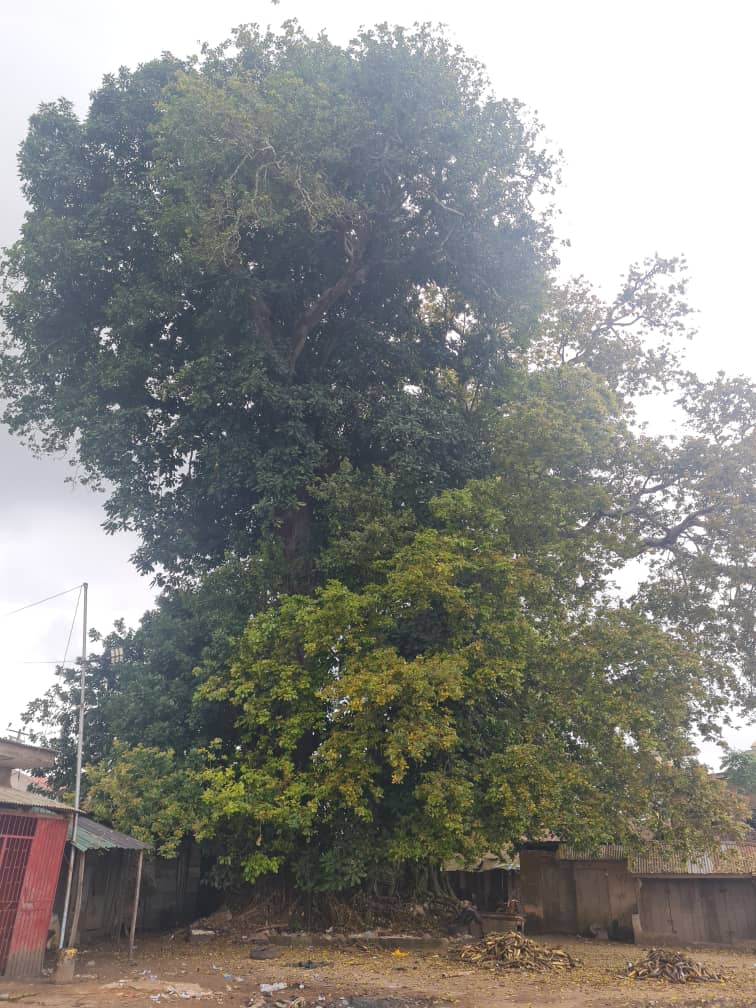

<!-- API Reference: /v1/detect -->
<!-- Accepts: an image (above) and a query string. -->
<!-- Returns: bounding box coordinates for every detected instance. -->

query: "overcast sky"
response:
[1,2,753,762]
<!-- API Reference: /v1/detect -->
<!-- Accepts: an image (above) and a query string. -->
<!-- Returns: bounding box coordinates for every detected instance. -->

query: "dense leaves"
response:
[720,747,756,798]
[6,22,755,888]
[86,742,203,857]
[1,23,554,585]
[194,445,748,887]
[22,557,265,791]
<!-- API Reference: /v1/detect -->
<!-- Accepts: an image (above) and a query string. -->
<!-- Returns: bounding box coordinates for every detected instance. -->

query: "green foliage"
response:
[720,748,756,796]
[1,22,554,585]
[22,557,265,791]
[22,637,122,795]
[196,478,746,887]
[5,21,755,887]
[85,742,203,857]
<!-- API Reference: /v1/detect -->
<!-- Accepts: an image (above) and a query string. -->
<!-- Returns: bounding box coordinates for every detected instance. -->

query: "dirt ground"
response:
[1,934,754,1008]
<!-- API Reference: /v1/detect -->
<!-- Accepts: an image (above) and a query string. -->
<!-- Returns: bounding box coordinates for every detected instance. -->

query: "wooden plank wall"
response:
[53,841,202,942]
[519,848,756,945]
[139,840,201,931]
[638,878,756,945]
[574,861,636,940]
[519,849,577,933]
[520,851,635,939]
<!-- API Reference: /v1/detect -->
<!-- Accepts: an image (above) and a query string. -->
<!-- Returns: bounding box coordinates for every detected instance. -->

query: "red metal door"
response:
[4,815,68,977]
[0,813,36,974]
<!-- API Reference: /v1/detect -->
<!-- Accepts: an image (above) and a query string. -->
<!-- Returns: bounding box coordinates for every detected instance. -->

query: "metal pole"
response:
[60,582,87,948]
[129,849,144,960]
[59,841,76,949]
[69,851,86,948]
[74,582,88,813]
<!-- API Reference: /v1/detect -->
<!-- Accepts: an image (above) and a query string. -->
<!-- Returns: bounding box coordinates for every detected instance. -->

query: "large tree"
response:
[5,22,754,890]
[1,22,554,587]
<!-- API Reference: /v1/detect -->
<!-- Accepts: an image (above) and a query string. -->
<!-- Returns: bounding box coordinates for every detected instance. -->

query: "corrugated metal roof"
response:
[557,844,626,861]
[629,840,756,876]
[0,787,147,850]
[67,815,149,852]
[444,850,520,872]
[0,784,74,814]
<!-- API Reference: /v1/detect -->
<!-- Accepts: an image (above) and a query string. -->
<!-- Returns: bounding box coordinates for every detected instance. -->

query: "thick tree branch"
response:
[288,228,370,374]
[641,507,715,551]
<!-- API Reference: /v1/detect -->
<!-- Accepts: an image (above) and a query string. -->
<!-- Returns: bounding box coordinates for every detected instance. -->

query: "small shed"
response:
[53,816,149,946]
[629,839,756,946]
[53,823,201,943]
[519,837,756,946]
[0,739,72,978]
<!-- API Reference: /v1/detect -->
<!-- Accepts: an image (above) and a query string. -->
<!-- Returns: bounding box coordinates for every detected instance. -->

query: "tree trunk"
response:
[279,498,313,593]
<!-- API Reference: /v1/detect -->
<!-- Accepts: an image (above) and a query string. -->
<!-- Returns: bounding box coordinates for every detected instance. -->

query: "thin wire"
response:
[9,587,82,740]
[60,587,82,672]
[1,584,83,619]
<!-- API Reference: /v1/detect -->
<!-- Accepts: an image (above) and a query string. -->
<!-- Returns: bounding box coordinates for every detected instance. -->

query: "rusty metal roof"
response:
[0,783,74,814]
[557,844,627,861]
[556,836,756,876]
[67,815,148,853]
[629,839,756,876]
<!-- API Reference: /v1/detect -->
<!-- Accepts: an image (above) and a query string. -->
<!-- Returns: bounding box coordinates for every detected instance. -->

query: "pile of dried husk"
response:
[460,931,577,972]
[625,948,722,983]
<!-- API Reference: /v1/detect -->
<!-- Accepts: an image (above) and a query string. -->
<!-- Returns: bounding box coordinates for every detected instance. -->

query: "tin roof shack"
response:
[0,738,72,978]
[53,824,201,945]
[629,838,756,947]
[52,816,149,948]
[520,838,756,947]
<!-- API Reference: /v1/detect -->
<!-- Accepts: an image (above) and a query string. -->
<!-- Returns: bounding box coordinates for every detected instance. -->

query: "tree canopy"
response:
[1,22,554,586]
[6,22,755,892]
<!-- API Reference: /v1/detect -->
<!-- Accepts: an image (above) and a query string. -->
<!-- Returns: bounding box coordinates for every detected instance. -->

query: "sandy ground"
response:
[1,934,754,1008]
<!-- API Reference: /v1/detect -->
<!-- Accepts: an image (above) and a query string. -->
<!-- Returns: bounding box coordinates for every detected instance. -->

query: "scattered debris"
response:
[260,982,288,994]
[625,947,723,983]
[249,945,282,959]
[459,931,578,972]
[289,960,333,969]
[250,999,305,1008]
[448,900,483,938]
[103,979,211,997]
[166,982,213,999]
[189,928,216,943]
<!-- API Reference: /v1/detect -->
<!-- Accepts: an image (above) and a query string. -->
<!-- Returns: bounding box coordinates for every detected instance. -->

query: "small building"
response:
[1,737,202,974]
[52,820,200,942]
[520,836,756,946]
[444,850,520,912]
[52,815,149,946]
[630,841,756,946]
[0,738,72,978]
